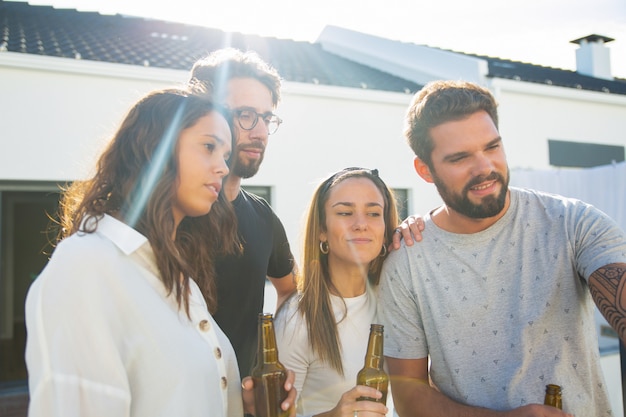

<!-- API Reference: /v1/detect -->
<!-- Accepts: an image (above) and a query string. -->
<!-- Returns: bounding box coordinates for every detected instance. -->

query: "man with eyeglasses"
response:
[188,48,297,379]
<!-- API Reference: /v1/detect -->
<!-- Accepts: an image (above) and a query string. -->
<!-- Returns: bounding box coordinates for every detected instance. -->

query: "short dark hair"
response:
[188,48,282,107]
[404,80,499,169]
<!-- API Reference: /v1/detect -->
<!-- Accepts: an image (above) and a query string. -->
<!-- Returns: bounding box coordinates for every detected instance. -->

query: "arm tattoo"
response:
[589,264,626,342]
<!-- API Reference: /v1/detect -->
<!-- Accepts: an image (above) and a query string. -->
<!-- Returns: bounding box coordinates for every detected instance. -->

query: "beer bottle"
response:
[543,384,563,409]
[251,313,290,417]
[356,323,389,404]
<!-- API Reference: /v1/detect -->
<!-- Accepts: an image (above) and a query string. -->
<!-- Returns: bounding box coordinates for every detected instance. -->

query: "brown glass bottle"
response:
[544,384,563,409]
[356,323,389,404]
[251,313,290,417]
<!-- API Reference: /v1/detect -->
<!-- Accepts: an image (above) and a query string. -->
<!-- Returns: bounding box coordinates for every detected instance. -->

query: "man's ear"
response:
[414,157,434,183]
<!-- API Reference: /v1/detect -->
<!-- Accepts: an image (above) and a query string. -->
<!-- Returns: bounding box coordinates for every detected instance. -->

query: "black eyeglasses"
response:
[233,107,283,135]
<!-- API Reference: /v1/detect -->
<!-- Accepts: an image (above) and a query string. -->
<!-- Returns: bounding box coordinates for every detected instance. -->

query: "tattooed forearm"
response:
[589,263,626,343]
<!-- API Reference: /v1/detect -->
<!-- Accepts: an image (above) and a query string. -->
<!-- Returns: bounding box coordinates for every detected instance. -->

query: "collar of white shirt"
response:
[88,214,148,255]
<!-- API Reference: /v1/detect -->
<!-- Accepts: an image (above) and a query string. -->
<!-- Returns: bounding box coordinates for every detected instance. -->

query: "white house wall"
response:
[2,52,626,260]
[0,52,436,261]
[492,78,626,170]
[0,53,188,182]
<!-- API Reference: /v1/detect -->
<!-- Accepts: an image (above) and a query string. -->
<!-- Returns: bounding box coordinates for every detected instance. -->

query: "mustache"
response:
[464,172,502,192]
[237,143,265,152]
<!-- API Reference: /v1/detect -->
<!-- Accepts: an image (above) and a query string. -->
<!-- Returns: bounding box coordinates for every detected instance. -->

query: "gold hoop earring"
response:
[379,244,387,257]
[320,241,329,255]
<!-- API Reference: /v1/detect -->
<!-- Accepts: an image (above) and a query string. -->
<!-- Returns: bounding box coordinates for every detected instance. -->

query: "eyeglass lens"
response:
[236,109,281,134]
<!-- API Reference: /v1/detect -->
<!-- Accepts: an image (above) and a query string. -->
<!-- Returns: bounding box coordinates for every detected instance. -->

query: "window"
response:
[548,139,625,168]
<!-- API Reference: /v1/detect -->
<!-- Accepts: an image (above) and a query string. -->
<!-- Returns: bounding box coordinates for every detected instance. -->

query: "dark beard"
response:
[432,169,509,219]
[229,148,264,179]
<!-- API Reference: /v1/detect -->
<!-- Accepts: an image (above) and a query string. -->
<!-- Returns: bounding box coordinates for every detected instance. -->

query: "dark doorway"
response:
[0,187,61,416]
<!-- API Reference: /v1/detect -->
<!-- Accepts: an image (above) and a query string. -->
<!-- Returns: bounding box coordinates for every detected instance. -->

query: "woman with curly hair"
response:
[26,87,247,417]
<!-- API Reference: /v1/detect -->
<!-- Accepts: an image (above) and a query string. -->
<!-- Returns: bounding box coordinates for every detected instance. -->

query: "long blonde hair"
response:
[297,167,398,374]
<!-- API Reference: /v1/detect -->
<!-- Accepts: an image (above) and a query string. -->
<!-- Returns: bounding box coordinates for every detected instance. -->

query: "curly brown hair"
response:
[58,88,239,314]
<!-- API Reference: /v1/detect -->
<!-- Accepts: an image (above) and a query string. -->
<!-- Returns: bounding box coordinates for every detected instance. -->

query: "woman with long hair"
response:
[275,167,398,417]
[25,88,256,416]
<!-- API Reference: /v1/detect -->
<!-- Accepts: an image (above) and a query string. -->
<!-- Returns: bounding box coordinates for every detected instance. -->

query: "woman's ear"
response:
[414,157,434,183]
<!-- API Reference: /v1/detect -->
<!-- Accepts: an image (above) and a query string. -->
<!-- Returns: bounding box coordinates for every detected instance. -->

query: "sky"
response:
[23,0,626,79]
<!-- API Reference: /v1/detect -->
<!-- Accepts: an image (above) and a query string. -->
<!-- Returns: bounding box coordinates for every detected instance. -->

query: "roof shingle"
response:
[2,2,626,95]
[0,1,422,94]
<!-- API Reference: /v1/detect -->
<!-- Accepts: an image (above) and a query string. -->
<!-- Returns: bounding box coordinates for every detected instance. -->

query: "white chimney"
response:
[570,34,614,80]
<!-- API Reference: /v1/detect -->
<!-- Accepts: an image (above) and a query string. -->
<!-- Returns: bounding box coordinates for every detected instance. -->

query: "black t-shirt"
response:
[213,189,294,378]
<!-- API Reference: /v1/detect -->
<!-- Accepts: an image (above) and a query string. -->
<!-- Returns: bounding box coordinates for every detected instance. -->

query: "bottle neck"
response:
[545,384,561,396]
[257,317,279,364]
[544,384,562,409]
[364,328,384,369]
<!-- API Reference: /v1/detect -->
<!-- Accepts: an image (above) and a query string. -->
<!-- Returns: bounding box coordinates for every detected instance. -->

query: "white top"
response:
[274,289,377,417]
[25,214,243,417]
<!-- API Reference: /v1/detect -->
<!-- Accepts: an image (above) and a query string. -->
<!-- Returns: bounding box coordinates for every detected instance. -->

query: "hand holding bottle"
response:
[495,382,571,417]
[325,385,388,417]
[356,324,389,404]
[243,313,296,417]
[241,371,296,417]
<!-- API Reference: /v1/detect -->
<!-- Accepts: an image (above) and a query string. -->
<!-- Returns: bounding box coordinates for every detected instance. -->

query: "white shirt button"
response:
[199,319,210,331]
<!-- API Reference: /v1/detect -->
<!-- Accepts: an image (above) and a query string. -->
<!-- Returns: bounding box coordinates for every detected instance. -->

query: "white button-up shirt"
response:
[25,214,243,417]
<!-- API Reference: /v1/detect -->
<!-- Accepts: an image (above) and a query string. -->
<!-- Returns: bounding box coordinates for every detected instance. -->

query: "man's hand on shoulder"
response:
[390,215,425,251]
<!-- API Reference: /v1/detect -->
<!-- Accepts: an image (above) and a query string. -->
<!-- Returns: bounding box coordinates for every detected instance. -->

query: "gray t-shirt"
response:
[378,187,626,415]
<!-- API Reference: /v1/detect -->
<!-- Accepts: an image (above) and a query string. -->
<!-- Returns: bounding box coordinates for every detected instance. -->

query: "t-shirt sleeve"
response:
[267,209,295,279]
[570,201,626,281]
